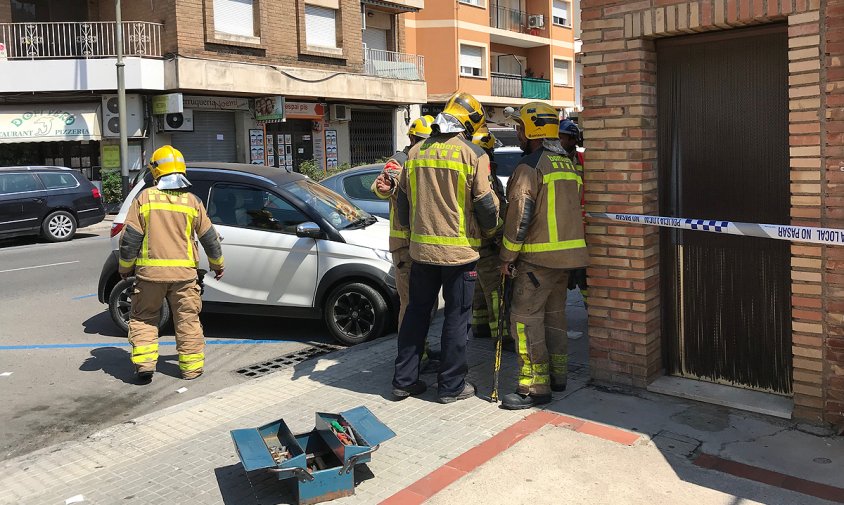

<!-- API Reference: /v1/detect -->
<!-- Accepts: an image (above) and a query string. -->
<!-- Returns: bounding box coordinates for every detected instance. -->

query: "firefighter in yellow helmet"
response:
[118,145,224,384]
[469,125,511,348]
[498,102,588,409]
[391,92,500,403]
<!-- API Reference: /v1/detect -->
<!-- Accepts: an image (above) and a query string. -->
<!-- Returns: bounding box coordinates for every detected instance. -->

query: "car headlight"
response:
[373,248,391,262]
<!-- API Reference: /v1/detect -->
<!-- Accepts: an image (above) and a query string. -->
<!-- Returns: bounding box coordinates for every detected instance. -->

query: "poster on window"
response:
[267,155,275,166]
[249,129,265,164]
[325,129,338,168]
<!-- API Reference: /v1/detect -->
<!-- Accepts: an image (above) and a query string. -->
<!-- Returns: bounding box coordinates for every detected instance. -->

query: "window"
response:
[458,0,484,6]
[305,4,338,49]
[459,44,484,77]
[208,184,308,234]
[0,173,41,194]
[552,0,570,26]
[342,172,380,202]
[37,172,79,190]
[554,59,571,86]
[214,0,256,38]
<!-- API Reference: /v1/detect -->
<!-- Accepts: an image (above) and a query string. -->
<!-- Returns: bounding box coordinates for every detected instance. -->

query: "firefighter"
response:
[560,118,588,309]
[392,92,500,403]
[118,145,224,384]
[499,103,588,409]
[469,125,510,348]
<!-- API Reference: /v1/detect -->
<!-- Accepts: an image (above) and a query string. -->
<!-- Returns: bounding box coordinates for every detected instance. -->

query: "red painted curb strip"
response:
[378,411,641,505]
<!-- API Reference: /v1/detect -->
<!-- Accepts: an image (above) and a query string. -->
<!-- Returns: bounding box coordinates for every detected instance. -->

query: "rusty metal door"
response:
[657,26,792,394]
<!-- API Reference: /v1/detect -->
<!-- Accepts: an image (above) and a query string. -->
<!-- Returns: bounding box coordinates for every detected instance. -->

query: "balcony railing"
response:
[364,47,425,81]
[491,72,550,100]
[0,21,162,59]
[489,4,545,35]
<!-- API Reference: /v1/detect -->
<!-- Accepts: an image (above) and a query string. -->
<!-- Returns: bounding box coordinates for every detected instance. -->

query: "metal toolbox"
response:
[230,406,396,505]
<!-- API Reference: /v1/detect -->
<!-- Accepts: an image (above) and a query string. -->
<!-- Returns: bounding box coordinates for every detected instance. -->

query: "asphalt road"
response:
[0,225,338,461]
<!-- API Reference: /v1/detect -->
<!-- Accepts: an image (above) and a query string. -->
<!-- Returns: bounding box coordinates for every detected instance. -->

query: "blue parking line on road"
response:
[0,339,296,351]
[72,293,98,300]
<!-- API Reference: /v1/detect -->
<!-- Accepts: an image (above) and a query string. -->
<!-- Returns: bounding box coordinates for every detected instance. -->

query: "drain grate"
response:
[234,343,344,379]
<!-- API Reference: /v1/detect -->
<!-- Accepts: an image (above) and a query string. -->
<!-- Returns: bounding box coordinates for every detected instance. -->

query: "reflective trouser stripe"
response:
[550,353,568,376]
[517,322,550,388]
[131,343,159,364]
[472,308,489,325]
[488,289,508,336]
[179,353,204,371]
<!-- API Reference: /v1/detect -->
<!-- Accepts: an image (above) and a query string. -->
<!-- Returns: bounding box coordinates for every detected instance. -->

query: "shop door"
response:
[349,110,393,165]
[265,121,313,172]
[172,111,237,163]
[657,26,791,393]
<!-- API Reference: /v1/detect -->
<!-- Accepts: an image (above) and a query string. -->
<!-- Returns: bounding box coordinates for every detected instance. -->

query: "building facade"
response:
[0,0,426,179]
[581,0,843,430]
[406,0,578,127]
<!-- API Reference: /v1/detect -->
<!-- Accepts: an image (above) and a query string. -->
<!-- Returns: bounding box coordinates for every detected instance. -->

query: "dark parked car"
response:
[320,164,388,219]
[0,166,105,242]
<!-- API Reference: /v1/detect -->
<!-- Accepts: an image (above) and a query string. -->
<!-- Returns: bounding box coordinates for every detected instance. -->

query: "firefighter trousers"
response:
[128,279,205,379]
[392,247,412,327]
[509,262,569,396]
[472,250,510,343]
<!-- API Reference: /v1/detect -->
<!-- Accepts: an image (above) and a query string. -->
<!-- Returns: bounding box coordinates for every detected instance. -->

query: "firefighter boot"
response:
[136,371,154,385]
[500,392,552,410]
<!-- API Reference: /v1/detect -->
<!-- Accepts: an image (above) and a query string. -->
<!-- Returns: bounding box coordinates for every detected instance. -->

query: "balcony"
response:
[0,21,162,59]
[491,72,550,100]
[364,48,425,81]
[488,4,549,48]
[0,21,165,93]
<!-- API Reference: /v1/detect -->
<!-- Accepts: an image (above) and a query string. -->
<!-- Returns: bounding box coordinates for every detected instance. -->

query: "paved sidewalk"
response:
[0,300,842,505]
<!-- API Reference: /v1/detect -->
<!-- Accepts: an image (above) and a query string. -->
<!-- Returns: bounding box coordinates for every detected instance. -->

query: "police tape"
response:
[586,212,844,246]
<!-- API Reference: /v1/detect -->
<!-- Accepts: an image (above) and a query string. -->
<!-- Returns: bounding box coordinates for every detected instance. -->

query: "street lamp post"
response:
[115,0,130,198]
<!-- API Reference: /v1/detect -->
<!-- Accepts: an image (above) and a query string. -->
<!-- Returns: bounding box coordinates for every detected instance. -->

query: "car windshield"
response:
[284,179,373,229]
[494,151,524,178]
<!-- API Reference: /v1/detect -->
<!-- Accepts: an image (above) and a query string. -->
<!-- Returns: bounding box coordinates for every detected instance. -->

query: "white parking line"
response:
[0,260,80,274]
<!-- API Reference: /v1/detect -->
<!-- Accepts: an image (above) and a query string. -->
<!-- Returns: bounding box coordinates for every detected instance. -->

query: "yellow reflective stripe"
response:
[131,353,158,364]
[405,159,474,175]
[179,353,203,362]
[185,213,193,264]
[119,258,136,268]
[208,256,224,266]
[547,180,557,242]
[390,228,410,239]
[457,170,467,238]
[543,170,582,186]
[139,202,198,218]
[521,239,587,253]
[550,354,568,375]
[131,343,159,364]
[179,353,204,371]
[411,233,481,247]
[135,258,198,267]
[516,322,528,355]
[502,236,522,252]
[133,344,159,355]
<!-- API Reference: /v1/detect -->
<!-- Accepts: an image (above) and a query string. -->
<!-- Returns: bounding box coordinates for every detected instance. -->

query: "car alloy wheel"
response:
[333,291,375,340]
[108,277,171,334]
[42,210,77,242]
[324,282,388,345]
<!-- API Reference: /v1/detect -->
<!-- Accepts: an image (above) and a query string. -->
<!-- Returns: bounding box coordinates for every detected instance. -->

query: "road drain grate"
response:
[234,343,344,379]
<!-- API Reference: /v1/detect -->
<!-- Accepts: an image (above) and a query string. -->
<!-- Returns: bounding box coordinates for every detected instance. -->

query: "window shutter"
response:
[554,60,570,86]
[305,5,338,48]
[214,0,255,37]
[552,0,569,25]
[460,45,483,71]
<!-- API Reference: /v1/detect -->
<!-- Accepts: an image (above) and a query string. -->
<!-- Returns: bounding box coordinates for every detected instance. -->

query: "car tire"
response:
[108,277,172,335]
[324,282,388,346]
[41,210,77,242]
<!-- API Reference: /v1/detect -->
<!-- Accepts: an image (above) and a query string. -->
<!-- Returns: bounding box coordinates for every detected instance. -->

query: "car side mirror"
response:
[296,221,323,239]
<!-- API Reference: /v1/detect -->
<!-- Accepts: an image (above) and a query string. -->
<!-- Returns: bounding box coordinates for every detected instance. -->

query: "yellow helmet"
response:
[407,115,435,139]
[471,125,496,151]
[442,91,486,134]
[149,145,186,180]
[507,102,559,140]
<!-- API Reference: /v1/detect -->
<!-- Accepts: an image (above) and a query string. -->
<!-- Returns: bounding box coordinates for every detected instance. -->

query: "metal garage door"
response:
[350,109,393,165]
[172,111,237,163]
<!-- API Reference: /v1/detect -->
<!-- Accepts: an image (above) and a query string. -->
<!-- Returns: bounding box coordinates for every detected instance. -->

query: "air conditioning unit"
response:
[162,109,194,132]
[330,104,351,122]
[528,15,545,29]
[101,94,144,138]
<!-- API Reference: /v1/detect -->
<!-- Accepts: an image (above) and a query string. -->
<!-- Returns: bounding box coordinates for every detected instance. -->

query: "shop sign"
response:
[285,102,326,120]
[183,95,250,111]
[151,93,184,115]
[256,96,286,122]
[0,105,101,144]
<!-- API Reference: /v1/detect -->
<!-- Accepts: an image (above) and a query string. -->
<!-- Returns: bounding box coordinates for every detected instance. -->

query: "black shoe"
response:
[551,382,567,392]
[136,371,153,385]
[439,382,475,404]
[500,392,552,410]
[392,380,426,399]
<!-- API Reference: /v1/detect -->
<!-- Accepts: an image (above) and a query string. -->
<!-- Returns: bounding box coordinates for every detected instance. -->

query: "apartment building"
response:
[405,0,577,128]
[0,0,426,179]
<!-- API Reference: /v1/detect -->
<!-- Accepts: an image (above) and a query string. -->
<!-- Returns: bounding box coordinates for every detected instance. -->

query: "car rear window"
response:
[38,172,79,189]
[0,173,42,194]
[494,151,524,178]
[342,172,380,202]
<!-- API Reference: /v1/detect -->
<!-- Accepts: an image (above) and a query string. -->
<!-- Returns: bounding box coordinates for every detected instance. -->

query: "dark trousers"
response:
[393,260,477,397]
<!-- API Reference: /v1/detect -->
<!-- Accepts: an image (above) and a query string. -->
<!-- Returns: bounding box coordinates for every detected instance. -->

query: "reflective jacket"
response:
[396,133,500,266]
[119,187,224,282]
[371,148,410,252]
[500,147,588,269]
[479,159,508,259]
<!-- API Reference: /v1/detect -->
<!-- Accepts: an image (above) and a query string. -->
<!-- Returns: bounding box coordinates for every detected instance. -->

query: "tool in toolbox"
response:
[230,406,396,505]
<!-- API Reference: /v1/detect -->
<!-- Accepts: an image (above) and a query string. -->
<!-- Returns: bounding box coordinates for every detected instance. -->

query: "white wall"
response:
[0,57,165,93]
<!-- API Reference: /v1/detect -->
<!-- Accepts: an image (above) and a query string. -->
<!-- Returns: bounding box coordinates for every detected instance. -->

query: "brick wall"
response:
[582,0,842,429]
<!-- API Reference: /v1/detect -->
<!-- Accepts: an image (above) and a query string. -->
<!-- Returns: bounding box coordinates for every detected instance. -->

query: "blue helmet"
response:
[559,119,580,138]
